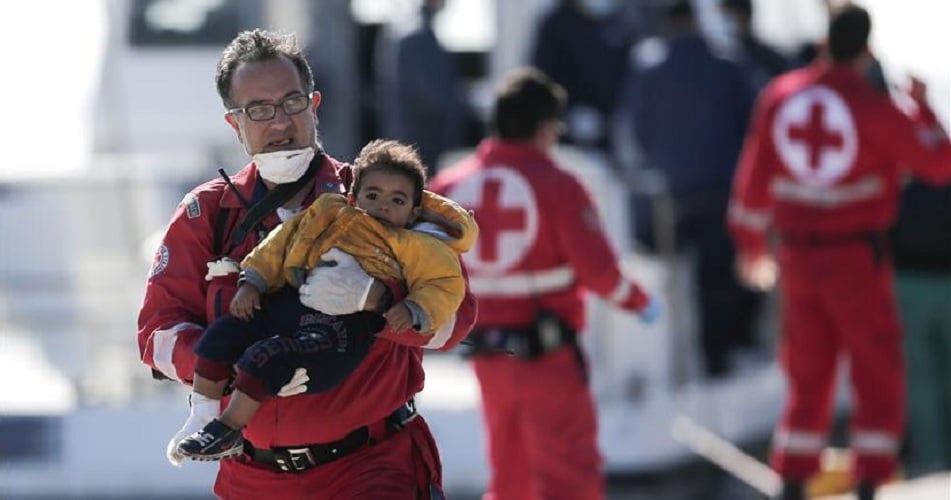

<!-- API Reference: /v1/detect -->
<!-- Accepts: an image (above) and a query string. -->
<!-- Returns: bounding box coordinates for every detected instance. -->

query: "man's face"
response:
[224,56,320,156]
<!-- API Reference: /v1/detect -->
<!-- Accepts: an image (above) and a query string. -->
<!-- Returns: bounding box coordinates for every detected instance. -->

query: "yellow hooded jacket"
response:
[242,191,477,333]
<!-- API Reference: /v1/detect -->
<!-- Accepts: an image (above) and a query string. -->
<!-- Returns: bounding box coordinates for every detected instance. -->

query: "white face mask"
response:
[253,147,315,184]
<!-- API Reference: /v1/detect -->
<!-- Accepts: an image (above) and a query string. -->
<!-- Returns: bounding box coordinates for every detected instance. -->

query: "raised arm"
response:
[876,81,951,185]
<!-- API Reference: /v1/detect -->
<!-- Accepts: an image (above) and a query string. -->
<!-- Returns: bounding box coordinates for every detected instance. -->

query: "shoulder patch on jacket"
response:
[149,243,170,279]
[181,192,201,219]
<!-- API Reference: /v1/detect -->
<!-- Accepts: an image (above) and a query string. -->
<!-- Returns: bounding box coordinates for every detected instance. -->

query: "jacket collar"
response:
[476,138,552,164]
[219,162,262,209]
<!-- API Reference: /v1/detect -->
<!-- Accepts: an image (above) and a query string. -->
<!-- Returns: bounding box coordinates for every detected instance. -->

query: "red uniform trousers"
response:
[213,417,443,499]
[474,346,604,500]
[770,238,905,484]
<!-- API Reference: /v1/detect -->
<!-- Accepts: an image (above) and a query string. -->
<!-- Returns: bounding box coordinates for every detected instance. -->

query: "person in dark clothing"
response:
[531,0,635,157]
[891,181,951,478]
[720,0,790,93]
[625,0,763,377]
[376,0,464,176]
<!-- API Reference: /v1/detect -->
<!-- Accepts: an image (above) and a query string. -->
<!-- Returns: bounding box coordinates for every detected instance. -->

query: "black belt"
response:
[466,310,577,360]
[243,399,417,472]
[779,230,885,247]
[780,230,888,264]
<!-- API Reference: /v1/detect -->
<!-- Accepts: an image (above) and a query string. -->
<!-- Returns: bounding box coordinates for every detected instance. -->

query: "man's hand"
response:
[299,248,374,315]
[736,253,777,291]
[277,368,309,397]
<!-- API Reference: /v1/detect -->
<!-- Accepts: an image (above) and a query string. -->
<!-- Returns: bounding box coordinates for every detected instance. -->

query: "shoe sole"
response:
[178,444,243,462]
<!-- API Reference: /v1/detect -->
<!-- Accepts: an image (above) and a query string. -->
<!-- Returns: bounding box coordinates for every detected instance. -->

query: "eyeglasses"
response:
[228,93,312,122]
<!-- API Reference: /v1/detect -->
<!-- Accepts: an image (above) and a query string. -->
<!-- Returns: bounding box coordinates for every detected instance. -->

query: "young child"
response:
[173,139,477,461]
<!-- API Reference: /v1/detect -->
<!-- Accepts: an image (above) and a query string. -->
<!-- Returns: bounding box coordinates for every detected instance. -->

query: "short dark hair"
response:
[491,67,566,140]
[665,0,695,20]
[215,29,315,108]
[721,0,752,18]
[351,139,427,207]
[828,5,871,62]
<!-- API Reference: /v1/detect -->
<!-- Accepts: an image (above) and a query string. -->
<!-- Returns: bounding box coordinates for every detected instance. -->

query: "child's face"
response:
[353,169,419,228]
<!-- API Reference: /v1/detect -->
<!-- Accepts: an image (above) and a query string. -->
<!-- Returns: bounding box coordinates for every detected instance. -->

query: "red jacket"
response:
[429,139,648,333]
[729,62,951,256]
[137,154,476,446]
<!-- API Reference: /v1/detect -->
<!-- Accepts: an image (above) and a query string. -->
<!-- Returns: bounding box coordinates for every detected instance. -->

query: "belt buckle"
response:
[400,399,418,426]
[398,400,419,429]
[280,447,315,472]
[485,328,505,349]
[505,334,530,359]
[388,400,419,431]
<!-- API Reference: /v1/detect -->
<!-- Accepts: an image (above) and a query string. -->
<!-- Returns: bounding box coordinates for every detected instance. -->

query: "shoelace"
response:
[194,431,217,446]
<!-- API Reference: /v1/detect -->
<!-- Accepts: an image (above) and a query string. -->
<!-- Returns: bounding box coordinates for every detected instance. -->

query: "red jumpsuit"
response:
[430,139,650,500]
[137,154,476,499]
[728,62,951,483]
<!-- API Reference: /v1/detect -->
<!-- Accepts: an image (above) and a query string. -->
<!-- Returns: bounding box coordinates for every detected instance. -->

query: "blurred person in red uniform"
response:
[136,29,476,499]
[726,6,951,500]
[430,67,660,500]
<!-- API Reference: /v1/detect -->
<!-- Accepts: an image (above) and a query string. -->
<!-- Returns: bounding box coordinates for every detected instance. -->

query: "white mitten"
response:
[205,257,240,281]
[298,248,373,315]
[277,368,310,397]
[166,392,220,467]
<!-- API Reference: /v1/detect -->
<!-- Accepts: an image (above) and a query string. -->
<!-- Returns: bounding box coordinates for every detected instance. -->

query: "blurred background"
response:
[0,0,948,498]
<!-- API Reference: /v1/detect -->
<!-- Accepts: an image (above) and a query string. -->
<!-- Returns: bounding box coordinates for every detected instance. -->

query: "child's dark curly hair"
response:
[351,139,428,206]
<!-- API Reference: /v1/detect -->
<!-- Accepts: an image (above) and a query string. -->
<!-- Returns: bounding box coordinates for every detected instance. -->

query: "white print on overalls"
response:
[772,85,858,188]
[446,166,538,275]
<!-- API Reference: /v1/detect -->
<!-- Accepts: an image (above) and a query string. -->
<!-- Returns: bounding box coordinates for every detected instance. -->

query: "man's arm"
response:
[727,89,778,291]
[551,172,654,319]
[299,250,476,351]
[137,191,219,384]
[878,81,951,185]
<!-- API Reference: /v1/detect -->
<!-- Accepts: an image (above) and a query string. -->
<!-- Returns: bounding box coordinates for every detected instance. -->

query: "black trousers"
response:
[689,212,764,376]
[633,191,764,377]
[194,287,385,396]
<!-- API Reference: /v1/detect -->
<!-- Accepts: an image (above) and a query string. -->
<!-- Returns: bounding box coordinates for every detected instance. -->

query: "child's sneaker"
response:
[176,419,243,461]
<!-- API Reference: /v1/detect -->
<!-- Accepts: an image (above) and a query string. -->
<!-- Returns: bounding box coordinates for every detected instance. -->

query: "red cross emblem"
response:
[787,103,844,170]
[472,178,527,262]
[444,167,538,274]
[773,85,857,186]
